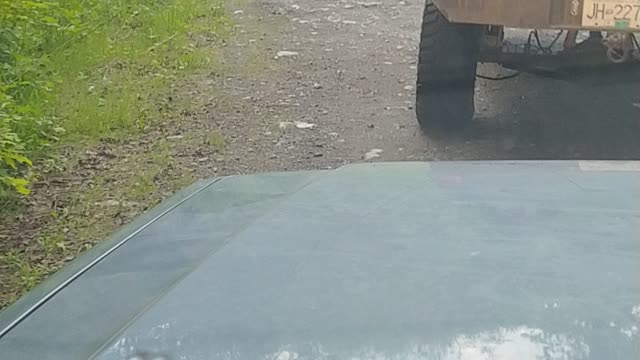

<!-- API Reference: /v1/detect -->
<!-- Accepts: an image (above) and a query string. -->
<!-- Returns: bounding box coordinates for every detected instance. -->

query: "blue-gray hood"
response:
[1,161,640,360]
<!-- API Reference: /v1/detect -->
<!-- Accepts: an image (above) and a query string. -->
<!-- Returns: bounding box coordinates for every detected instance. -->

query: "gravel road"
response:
[214,0,640,175]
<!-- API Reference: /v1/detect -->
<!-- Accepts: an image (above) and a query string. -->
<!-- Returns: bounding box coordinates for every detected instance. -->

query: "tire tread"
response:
[415,1,479,132]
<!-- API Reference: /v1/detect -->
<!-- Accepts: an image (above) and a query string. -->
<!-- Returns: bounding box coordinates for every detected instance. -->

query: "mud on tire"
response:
[416,0,480,133]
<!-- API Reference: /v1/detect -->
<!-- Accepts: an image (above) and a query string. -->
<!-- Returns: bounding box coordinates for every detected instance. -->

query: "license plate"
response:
[582,0,640,29]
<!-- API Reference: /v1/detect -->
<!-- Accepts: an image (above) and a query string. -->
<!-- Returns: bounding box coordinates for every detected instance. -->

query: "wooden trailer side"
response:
[432,0,584,29]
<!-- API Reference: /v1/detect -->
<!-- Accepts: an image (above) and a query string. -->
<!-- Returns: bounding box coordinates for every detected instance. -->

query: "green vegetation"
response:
[1,250,44,298]
[0,0,230,197]
[0,0,232,306]
[205,130,226,150]
[1,139,199,304]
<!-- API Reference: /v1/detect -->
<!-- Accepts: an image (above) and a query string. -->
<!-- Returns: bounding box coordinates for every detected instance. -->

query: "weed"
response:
[37,233,67,254]
[0,192,23,217]
[205,131,226,150]
[1,250,44,293]
[151,142,172,167]
[172,173,195,189]
[0,0,232,309]
[0,0,230,196]
[130,172,159,201]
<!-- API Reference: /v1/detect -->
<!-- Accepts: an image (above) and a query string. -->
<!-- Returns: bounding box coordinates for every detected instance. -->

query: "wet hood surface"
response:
[1,161,640,360]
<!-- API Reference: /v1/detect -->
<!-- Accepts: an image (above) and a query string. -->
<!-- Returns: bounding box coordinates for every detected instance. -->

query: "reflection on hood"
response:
[268,326,590,360]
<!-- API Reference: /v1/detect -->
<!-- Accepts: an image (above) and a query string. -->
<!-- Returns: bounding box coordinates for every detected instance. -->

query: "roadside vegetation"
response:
[0,0,231,307]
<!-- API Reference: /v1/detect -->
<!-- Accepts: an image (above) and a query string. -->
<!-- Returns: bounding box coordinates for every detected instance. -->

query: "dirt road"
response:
[216,0,640,173]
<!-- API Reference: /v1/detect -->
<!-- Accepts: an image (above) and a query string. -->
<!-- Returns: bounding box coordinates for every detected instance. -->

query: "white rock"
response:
[166,135,184,140]
[233,10,244,15]
[364,148,383,160]
[313,83,323,89]
[294,121,316,129]
[276,51,299,57]
[404,85,414,91]
[359,1,382,7]
[344,4,355,9]
[342,20,357,24]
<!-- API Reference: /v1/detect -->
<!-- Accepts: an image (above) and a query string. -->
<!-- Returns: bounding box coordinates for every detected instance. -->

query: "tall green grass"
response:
[0,0,229,196]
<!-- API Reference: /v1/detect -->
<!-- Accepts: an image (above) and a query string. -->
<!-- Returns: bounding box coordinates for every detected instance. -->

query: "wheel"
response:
[416,0,480,133]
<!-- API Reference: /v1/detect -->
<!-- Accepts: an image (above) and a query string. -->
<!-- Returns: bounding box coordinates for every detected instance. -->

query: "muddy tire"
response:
[416,1,479,133]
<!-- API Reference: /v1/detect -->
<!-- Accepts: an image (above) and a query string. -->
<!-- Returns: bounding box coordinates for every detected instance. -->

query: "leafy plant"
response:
[0,0,78,196]
[0,93,32,194]
[0,0,229,197]
[1,250,44,293]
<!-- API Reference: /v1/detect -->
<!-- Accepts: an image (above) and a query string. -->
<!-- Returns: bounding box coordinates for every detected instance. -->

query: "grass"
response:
[1,136,199,306]
[46,0,230,141]
[1,250,45,299]
[205,131,227,150]
[0,0,231,197]
[37,233,67,254]
[0,0,233,307]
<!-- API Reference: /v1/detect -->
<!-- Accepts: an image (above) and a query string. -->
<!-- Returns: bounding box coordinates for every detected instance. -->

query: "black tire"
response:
[416,1,479,133]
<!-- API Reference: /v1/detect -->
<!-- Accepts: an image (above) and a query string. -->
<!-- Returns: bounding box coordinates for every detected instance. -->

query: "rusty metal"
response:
[564,30,579,49]
[604,32,634,62]
[479,34,627,72]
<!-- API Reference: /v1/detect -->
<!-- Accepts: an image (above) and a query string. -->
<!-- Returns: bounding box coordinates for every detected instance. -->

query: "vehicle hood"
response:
[1,161,639,360]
